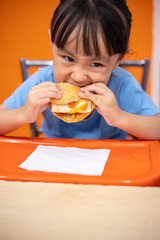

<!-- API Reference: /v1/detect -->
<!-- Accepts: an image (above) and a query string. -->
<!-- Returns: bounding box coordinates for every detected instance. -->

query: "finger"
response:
[40,103,50,113]
[34,81,60,89]
[32,89,62,100]
[38,97,50,105]
[80,82,108,95]
[28,97,50,109]
[79,89,102,106]
[32,82,63,95]
[30,84,63,100]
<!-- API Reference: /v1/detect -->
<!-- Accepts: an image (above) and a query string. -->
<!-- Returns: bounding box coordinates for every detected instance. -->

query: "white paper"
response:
[19,145,110,176]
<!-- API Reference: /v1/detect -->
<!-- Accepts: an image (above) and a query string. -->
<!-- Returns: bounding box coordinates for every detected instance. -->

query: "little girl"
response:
[0,0,160,139]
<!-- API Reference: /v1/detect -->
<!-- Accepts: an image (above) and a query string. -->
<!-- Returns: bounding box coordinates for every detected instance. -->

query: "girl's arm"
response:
[79,83,160,140]
[0,104,28,135]
[0,82,63,135]
[115,111,160,140]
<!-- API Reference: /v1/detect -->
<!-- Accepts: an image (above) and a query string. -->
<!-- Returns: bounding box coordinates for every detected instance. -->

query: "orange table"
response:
[0,136,160,186]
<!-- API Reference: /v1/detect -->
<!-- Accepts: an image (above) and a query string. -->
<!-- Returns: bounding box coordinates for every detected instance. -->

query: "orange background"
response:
[0,0,153,137]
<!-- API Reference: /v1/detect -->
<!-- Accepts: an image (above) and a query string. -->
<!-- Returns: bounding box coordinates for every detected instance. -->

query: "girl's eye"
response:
[90,62,103,67]
[64,56,74,62]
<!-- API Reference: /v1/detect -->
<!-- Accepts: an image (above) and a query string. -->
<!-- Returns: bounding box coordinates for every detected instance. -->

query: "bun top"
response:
[50,82,81,105]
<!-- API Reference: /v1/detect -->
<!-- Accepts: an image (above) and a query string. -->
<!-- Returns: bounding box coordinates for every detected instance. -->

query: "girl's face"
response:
[51,31,122,87]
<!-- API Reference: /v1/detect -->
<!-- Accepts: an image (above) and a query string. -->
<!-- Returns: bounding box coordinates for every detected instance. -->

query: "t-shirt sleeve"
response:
[118,74,160,116]
[4,75,37,109]
[4,66,53,110]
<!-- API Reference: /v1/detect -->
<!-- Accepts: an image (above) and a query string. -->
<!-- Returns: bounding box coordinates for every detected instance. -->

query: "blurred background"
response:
[0,0,159,137]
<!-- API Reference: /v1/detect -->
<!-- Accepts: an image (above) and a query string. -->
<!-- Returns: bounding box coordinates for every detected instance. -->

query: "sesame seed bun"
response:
[49,83,95,123]
[50,82,81,105]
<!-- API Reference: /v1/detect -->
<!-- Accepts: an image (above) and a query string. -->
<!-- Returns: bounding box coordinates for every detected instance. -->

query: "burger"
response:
[49,82,95,123]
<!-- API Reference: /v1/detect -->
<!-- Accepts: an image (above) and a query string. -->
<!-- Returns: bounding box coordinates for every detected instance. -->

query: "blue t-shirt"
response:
[4,66,160,139]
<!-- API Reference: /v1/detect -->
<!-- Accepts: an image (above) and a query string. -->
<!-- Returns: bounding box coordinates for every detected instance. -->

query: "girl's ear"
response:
[113,47,130,70]
[48,29,52,46]
[48,29,51,38]
[113,55,123,70]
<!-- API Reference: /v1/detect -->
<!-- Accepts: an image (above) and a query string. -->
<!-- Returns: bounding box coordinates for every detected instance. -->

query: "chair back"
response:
[119,59,150,91]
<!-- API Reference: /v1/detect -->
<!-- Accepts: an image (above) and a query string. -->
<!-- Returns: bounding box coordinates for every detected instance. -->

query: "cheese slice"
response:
[51,99,92,114]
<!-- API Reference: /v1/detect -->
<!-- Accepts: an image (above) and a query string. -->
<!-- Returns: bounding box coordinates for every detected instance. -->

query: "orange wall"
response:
[0,0,153,137]
[126,0,153,87]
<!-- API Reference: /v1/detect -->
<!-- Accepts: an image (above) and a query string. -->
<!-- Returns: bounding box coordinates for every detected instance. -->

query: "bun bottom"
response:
[52,111,93,123]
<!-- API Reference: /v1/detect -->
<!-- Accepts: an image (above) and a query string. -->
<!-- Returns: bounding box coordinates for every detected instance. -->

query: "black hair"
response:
[50,0,132,57]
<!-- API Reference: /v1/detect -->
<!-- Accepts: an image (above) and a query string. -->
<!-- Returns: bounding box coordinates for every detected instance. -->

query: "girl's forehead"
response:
[63,27,109,57]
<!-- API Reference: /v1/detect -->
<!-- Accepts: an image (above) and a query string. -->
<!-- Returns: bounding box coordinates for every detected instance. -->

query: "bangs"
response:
[50,0,132,57]
[51,2,103,57]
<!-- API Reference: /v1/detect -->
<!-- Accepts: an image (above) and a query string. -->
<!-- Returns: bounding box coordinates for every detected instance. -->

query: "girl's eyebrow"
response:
[58,48,110,62]
[58,48,75,57]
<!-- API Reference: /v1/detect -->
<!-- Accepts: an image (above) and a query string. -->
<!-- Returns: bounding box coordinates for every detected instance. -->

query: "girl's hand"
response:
[79,82,122,126]
[22,81,63,123]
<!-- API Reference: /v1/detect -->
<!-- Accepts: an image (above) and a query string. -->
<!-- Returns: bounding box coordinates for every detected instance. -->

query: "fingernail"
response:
[58,86,63,94]
[79,92,84,97]
[80,87,85,91]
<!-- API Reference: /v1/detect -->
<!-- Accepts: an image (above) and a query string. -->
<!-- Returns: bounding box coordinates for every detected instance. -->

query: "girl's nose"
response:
[71,69,87,84]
